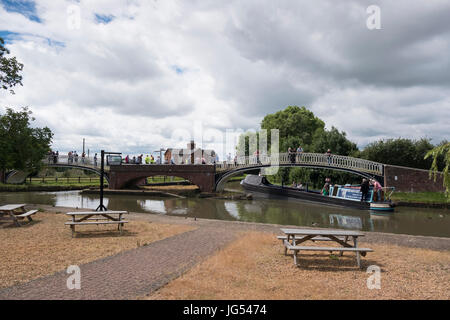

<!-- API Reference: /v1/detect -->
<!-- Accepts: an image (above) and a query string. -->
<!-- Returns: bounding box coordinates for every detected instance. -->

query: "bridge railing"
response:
[215,153,383,176]
[43,155,106,170]
[42,153,384,176]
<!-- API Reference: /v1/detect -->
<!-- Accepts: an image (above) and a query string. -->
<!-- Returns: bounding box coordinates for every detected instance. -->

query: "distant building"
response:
[164,140,216,164]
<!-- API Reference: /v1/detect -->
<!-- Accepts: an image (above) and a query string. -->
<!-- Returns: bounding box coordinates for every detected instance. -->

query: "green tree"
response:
[261,106,325,152]
[0,37,23,94]
[243,106,361,188]
[310,126,358,156]
[0,107,53,181]
[358,138,438,169]
[425,141,450,197]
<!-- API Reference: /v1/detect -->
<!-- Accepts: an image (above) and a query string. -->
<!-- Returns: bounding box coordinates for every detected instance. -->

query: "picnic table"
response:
[65,211,129,237]
[279,228,373,268]
[0,204,37,227]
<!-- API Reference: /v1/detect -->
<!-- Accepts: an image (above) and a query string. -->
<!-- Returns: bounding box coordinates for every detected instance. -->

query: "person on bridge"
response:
[94,153,98,167]
[125,155,129,164]
[296,146,303,162]
[288,148,296,163]
[145,155,150,164]
[326,149,332,165]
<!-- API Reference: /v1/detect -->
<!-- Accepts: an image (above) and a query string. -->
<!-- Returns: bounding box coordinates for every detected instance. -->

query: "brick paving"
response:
[0,226,237,300]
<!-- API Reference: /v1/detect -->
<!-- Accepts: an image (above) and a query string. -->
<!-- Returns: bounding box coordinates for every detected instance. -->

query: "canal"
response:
[0,181,448,238]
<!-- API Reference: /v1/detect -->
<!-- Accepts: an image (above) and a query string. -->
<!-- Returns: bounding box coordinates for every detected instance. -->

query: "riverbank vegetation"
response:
[391,192,448,204]
[1,39,53,183]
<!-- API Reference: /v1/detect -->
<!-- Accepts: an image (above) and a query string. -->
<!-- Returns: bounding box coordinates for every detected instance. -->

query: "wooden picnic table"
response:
[65,211,129,237]
[0,204,37,227]
[280,228,373,268]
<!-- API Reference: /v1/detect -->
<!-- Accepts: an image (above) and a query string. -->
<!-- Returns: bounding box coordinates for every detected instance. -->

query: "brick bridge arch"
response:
[108,165,216,192]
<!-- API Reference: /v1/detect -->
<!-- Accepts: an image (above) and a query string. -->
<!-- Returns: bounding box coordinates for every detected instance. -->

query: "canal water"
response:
[1,181,448,238]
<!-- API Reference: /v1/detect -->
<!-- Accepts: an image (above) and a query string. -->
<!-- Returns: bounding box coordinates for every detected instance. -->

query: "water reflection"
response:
[139,200,166,214]
[329,214,363,230]
[0,190,448,237]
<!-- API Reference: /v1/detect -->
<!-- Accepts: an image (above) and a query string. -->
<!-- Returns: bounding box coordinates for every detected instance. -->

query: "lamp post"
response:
[96,150,122,212]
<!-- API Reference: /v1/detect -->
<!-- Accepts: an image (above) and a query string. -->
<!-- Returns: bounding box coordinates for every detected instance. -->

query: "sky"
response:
[0,0,449,158]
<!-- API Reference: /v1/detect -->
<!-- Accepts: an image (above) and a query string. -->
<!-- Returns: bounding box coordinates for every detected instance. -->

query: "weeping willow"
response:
[425,142,450,198]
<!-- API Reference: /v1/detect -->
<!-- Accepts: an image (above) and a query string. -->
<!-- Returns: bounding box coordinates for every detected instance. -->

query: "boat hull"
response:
[370,202,395,212]
[241,175,371,210]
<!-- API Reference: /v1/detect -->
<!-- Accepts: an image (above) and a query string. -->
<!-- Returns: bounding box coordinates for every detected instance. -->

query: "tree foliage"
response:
[358,138,442,170]
[261,106,325,152]
[311,126,358,156]
[425,141,450,197]
[0,107,53,175]
[0,37,23,94]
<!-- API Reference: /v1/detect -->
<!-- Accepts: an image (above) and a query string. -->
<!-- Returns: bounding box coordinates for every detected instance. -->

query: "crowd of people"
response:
[66,151,87,164]
[47,150,59,164]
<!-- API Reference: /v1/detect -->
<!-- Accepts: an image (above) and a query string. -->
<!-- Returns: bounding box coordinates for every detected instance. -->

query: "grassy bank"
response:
[0,182,105,192]
[391,192,448,204]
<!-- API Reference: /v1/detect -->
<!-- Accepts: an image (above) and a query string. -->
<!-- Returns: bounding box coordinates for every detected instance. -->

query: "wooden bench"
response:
[16,210,38,222]
[284,240,373,268]
[65,211,129,237]
[277,235,345,242]
[0,204,37,226]
[280,228,373,269]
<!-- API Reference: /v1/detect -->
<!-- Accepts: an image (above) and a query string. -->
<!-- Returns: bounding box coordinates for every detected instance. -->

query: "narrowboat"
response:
[240,175,394,211]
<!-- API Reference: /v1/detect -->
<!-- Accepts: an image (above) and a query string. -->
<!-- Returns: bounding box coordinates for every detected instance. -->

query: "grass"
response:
[149,232,450,300]
[146,176,186,184]
[0,211,195,289]
[391,192,448,204]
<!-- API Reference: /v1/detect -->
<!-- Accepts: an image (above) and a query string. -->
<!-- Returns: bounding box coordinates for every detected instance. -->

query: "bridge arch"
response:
[120,173,201,190]
[108,165,216,192]
[214,163,382,192]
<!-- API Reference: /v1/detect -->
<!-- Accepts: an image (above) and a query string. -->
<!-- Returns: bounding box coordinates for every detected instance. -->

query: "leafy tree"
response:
[311,126,358,156]
[0,107,53,182]
[358,138,439,170]
[242,106,361,188]
[261,106,325,152]
[425,141,450,197]
[0,37,23,94]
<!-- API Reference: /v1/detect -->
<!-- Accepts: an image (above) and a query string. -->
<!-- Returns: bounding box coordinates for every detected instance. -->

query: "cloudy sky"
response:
[0,0,449,158]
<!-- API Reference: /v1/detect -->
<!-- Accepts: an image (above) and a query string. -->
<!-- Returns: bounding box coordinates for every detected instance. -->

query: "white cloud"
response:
[0,0,449,158]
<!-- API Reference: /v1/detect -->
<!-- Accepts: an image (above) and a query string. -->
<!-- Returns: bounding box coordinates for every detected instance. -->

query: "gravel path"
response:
[0,226,237,300]
[1,205,448,300]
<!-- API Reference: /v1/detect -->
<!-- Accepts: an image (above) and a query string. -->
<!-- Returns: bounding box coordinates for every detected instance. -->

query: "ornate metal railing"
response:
[214,153,383,176]
[43,155,106,170]
[42,153,384,176]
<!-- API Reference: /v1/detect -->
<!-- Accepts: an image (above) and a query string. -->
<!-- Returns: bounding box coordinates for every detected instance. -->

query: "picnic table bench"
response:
[280,228,373,268]
[65,211,129,237]
[0,204,38,227]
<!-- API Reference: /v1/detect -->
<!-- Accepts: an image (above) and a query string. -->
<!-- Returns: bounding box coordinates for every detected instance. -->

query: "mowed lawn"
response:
[149,232,450,300]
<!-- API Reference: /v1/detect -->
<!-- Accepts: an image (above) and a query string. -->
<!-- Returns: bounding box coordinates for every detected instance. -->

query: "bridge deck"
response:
[43,153,383,177]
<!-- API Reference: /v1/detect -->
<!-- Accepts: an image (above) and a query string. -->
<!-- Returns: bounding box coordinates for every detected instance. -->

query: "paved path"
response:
[2,205,449,300]
[0,227,237,300]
